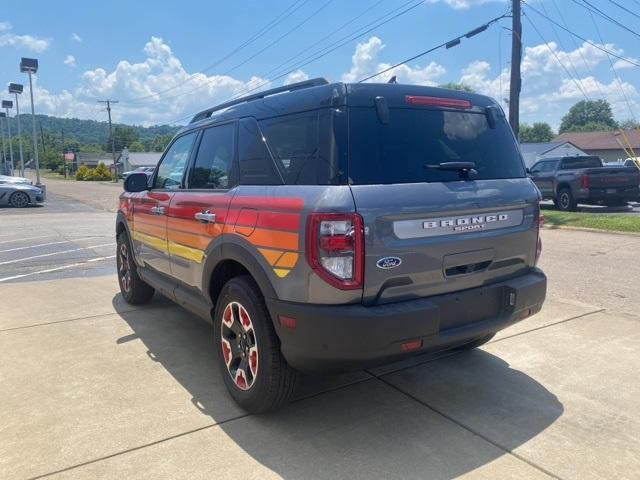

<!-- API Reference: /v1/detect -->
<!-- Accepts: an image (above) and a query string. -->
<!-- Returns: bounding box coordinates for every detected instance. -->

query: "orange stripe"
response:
[135,223,166,239]
[275,252,298,268]
[167,230,212,250]
[246,228,299,251]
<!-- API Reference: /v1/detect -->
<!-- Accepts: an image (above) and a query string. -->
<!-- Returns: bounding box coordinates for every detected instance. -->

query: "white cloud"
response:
[427,0,506,9]
[0,22,50,52]
[342,36,445,85]
[64,55,76,68]
[31,36,269,125]
[71,32,82,42]
[284,69,309,85]
[613,58,637,70]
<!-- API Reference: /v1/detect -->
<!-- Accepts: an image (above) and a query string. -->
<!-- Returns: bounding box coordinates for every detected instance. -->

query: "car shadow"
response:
[112,293,563,479]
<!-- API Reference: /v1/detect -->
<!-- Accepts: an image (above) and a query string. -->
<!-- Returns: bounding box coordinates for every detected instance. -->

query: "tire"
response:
[556,188,577,212]
[9,191,30,208]
[214,275,298,413]
[116,232,154,305]
[455,333,496,351]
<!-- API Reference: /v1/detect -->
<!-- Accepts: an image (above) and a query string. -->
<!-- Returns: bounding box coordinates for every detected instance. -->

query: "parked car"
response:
[116,78,547,412]
[0,174,32,185]
[0,180,45,207]
[121,166,155,180]
[528,155,639,210]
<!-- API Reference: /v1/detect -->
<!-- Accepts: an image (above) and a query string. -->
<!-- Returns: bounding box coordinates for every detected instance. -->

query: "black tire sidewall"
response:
[10,192,29,208]
[116,232,154,304]
[213,277,280,410]
[557,189,574,211]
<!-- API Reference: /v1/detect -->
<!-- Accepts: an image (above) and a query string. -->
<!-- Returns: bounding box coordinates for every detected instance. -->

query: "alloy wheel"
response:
[220,301,259,391]
[10,192,29,208]
[118,242,131,293]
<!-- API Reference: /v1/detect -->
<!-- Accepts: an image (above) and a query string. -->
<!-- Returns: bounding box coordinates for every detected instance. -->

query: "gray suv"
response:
[116,78,547,412]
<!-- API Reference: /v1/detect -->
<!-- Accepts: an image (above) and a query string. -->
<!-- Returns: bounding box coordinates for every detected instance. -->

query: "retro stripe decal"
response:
[131,195,304,278]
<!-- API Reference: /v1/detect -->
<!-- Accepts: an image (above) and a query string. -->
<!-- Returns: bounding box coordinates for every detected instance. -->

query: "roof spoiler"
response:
[190,77,330,124]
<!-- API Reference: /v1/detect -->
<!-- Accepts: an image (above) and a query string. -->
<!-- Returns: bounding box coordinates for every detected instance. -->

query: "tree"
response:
[151,133,173,152]
[438,82,475,92]
[519,122,555,143]
[128,141,146,152]
[619,119,640,129]
[107,125,140,152]
[559,100,617,133]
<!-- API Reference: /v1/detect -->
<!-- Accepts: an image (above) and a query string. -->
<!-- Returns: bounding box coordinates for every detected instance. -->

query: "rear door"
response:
[167,122,236,288]
[131,132,197,276]
[347,99,540,306]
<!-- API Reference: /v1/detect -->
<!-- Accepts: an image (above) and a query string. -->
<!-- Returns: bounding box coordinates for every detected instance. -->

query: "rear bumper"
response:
[576,187,639,201]
[268,269,546,373]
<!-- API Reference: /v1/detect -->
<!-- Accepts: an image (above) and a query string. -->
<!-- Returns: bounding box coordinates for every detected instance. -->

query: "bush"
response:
[76,165,89,180]
[75,162,113,181]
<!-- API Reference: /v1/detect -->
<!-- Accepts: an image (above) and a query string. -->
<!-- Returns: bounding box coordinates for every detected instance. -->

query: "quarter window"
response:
[153,133,197,190]
[190,123,235,189]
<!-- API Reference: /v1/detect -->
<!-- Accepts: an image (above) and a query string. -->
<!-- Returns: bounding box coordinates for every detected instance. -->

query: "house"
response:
[554,130,640,163]
[519,141,587,168]
[117,149,162,172]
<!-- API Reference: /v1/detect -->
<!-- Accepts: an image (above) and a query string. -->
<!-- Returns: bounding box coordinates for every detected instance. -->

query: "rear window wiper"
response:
[424,161,478,179]
[423,162,478,178]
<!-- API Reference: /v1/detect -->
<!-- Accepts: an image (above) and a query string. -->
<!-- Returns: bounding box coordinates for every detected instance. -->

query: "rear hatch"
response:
[346,86,540,306]
[584,167,640,189]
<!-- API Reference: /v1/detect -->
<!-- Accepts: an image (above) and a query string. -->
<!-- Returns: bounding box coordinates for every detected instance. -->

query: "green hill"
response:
[14,114,181,152]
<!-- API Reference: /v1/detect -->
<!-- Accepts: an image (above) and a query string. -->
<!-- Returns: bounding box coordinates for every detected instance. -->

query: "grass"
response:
[543,210,640,234]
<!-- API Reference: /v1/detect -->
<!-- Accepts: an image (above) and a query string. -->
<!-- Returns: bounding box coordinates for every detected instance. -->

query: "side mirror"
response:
[124,172,149,193]
[526,167,532,174]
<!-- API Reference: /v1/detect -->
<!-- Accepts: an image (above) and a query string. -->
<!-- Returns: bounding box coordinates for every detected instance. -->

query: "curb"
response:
[542,224,640,237]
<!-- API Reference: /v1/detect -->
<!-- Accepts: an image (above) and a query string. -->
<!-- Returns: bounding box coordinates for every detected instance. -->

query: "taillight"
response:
[306,213,364,290]
[535,203,543,266]
[405,95,472,109]
[581,175,590,188]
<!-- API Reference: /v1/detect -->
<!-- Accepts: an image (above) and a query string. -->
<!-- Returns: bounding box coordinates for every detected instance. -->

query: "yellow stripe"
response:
[132,231,168,254]
[168,241,205,263]
[273,268,291,278]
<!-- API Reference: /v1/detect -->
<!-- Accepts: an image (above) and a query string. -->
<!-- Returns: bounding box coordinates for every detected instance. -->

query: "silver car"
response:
[0,178,45,207]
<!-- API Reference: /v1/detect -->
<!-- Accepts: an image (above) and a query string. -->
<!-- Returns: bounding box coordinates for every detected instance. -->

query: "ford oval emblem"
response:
[376,256,402,269]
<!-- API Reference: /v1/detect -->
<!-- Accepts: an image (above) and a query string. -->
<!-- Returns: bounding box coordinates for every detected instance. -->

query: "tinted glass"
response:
[238,118,282,185]
[190,123,235,189]
[348,107,525,184]
[154,133,196,189]
[560,157,601,169]
[259,109,340,185]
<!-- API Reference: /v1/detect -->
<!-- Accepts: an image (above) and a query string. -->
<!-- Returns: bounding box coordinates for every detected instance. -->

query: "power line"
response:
[523,13,589,100]
[522,2,640,68]
[550,0,606,99]
[358,12,509,83]
[165,0,428,125]
[605,0,640,21]
[569,0,640,41]
[130,0,335,106]
[119,0,309,104]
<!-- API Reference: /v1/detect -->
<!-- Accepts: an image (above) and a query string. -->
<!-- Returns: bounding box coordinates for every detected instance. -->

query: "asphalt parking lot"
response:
[1,184,640,479]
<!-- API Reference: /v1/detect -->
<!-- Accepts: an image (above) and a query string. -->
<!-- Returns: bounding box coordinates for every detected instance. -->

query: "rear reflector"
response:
[581,175,590,188]
[401,339,423,352]
[405,95,472,109]
[278,315,297,330]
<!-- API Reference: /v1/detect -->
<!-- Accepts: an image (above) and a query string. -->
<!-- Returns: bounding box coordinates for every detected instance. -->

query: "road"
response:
[1,185,639,479]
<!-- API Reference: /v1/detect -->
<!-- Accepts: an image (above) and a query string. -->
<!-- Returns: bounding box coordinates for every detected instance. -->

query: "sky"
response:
[1,0,639,131]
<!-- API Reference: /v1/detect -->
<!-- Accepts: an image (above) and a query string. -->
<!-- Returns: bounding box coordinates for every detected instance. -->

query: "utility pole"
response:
[509,0,522,137]
[98,99,119,183]
[39,122,46,156]
[61,129,66,179]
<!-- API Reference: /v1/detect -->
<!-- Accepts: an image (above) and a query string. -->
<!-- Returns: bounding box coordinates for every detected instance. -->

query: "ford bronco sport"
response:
[116,78,547,413]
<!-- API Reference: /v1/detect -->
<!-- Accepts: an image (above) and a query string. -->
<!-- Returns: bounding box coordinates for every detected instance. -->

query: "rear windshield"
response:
[560,157,602,169]
[348,107,525,184]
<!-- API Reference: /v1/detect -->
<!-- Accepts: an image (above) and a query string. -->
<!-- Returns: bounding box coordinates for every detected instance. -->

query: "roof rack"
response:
[190,77,330,124]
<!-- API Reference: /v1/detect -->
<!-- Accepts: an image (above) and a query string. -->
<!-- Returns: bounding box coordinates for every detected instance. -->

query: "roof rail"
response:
[190,77,330,124]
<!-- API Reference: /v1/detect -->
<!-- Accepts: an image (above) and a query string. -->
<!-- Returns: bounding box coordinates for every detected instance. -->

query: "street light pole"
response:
[98,99,119,183]
[21,58,41,185]
[0,113,6,175]
[10,84,26,177]
[3,101,15,176]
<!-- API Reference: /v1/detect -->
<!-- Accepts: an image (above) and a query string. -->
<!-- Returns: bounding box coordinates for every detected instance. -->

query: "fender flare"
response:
[201,235,278,306]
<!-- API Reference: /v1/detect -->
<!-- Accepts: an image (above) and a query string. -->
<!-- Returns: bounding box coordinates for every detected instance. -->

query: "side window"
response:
[238,118,282,185]
[153,133,197,190]
[530,163,542,173]
[259,109,339,185]
[190,123,235,189]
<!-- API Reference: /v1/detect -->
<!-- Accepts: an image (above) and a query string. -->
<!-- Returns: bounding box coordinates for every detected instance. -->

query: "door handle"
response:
[150,206,165,215]
[195,211,216,223]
